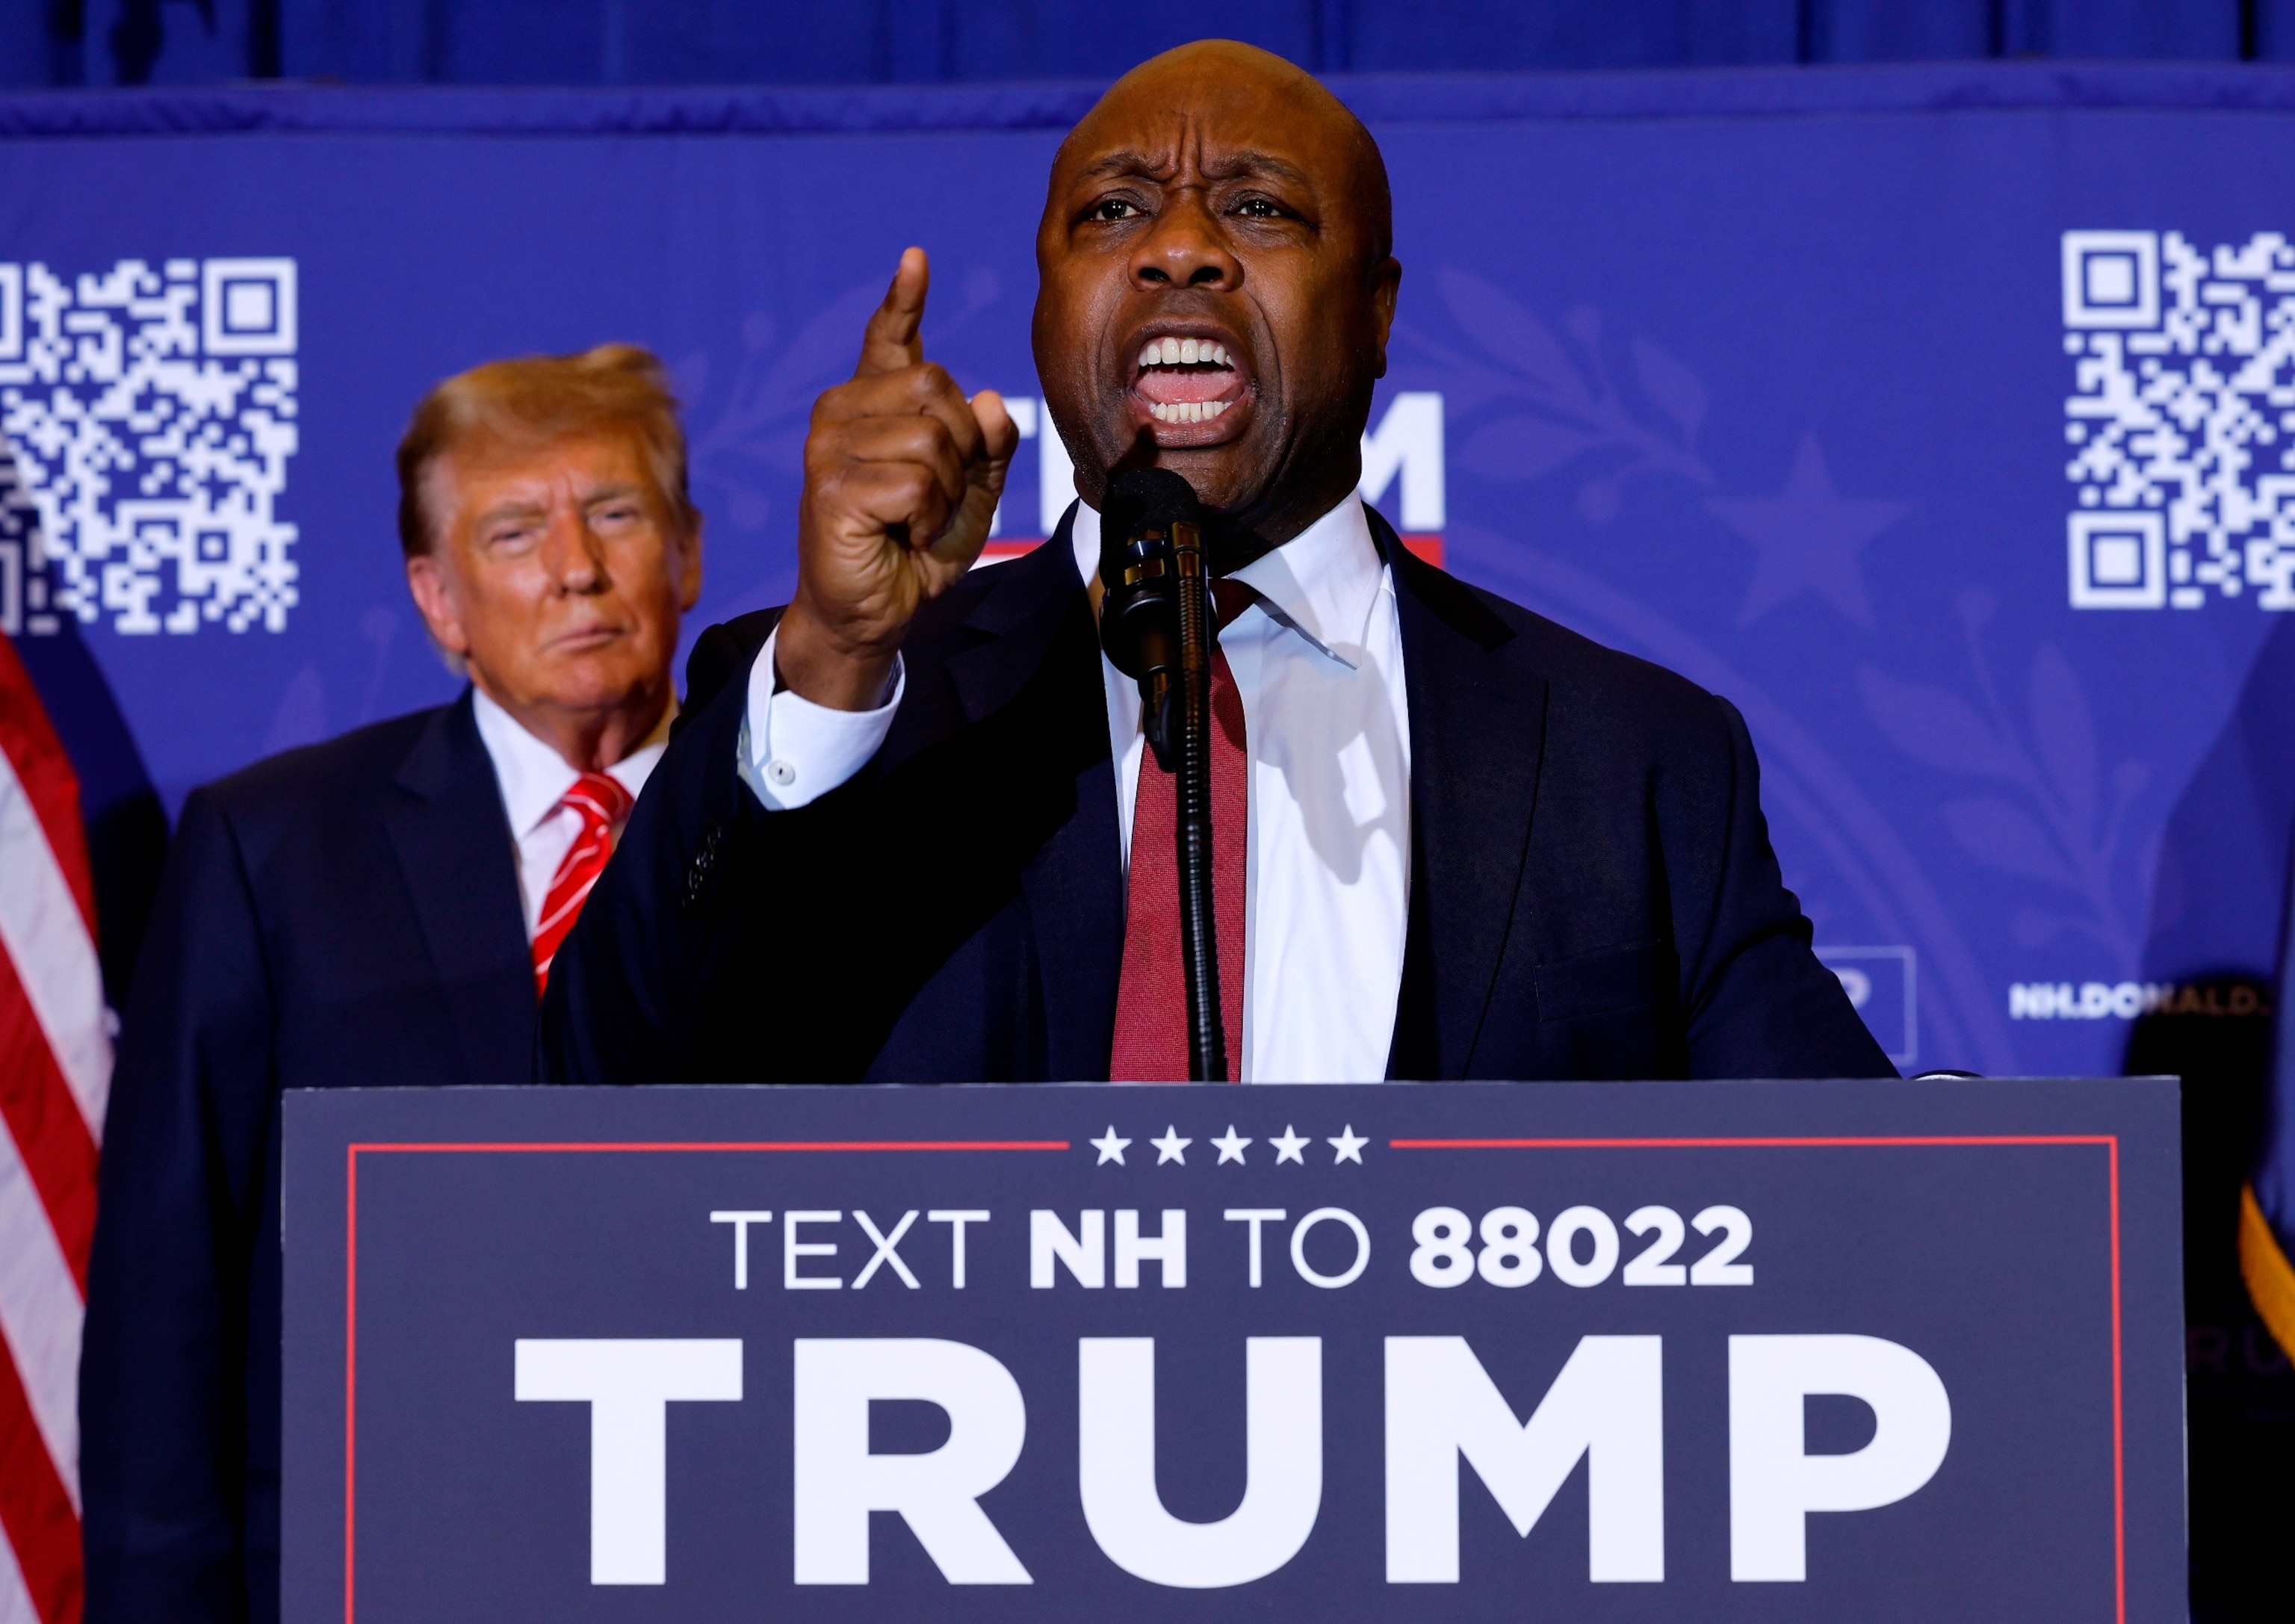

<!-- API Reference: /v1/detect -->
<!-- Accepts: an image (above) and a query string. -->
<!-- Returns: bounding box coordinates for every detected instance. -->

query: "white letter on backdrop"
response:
[791,1338,1032,1585]
[1114,1209,1186,1288]
[1728,1334,1951,1582]
[1079,1336,1322,1587]
[1031,1209,1104,1289]
[513,1338,743,1585]
[1384,1334,1664,1584]
[1358,392,1445,530]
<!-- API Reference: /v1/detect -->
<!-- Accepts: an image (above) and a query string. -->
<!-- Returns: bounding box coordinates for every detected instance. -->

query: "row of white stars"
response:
[1090,1124,1369,1167]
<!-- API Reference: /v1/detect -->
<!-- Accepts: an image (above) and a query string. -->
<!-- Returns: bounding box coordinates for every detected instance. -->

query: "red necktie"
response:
[1109,581,1254,1081]
[531,771,634,997]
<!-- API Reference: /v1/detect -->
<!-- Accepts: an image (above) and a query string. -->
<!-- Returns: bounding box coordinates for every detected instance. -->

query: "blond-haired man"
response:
[81,345,701,1624]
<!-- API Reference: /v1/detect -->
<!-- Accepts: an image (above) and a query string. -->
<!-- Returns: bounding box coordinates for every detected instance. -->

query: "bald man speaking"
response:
[538,40,1893,1085]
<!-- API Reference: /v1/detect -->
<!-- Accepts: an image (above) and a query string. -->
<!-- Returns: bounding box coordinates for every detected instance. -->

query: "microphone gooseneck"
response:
[1098,468,1192,771]
[1100,468,1227,1082]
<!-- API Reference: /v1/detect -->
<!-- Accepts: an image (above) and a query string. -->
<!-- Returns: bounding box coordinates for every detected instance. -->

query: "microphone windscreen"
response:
[1100,467,1200,583]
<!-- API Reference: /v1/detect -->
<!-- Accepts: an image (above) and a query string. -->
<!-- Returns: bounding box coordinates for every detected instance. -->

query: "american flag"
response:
[0,631,111,1624]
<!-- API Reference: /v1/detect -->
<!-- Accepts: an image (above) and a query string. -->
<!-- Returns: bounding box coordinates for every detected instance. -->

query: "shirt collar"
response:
[470,686,669,838]
[1067,492,1386,669]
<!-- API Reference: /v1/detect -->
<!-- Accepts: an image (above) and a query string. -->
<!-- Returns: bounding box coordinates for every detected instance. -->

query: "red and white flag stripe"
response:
[0,632,112,1624]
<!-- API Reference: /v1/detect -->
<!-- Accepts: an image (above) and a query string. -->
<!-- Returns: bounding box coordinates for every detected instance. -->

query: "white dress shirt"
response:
[471,687,669,942]
[740,493,1413,1082]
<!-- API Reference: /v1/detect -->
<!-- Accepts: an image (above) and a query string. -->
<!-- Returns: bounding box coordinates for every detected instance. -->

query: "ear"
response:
[1369,257,1402,382]
[405,551,471,657]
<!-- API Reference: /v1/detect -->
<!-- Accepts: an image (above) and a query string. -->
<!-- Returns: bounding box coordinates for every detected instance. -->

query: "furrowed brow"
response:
[1072,149,1171,185]
[1199,150,1313,189]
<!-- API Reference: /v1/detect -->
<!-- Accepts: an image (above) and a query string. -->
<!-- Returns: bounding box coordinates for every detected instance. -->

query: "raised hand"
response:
[775,247,1018,709]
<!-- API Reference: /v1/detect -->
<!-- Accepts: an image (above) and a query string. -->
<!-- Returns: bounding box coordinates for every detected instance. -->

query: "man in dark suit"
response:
[539,41,1890,1087]
[81,346,704,1623]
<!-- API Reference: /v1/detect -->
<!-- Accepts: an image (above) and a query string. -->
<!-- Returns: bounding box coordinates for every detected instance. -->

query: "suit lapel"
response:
[380,690,536,1085]
[946,511,1092,728]
[875,513,1124,1078]
[979,515,1124,1078]
[1026,744,1124,1079]
[873,515,1088,775]
[1381,513,1549,1076]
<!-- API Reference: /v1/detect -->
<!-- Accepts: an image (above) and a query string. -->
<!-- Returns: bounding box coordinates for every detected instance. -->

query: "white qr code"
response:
[0,257,298,636]
[2063,229,2295,611]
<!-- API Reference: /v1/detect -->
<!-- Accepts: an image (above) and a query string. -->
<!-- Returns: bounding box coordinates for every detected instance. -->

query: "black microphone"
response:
[1097,466,1227,1080]
[1098,467,1201,772]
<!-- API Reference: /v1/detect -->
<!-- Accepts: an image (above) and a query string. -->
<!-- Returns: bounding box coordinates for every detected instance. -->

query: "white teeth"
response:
[1138,338,1236,371]
[1148,400,1230,424]
[1138,337,1238,426]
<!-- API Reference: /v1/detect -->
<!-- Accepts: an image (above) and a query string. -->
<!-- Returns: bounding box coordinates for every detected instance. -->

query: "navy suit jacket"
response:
[539,508,1892,1085]
[81,690,533,1624]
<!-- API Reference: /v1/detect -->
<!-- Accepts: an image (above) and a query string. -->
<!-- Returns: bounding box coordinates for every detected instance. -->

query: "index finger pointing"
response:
[855,247,929,379]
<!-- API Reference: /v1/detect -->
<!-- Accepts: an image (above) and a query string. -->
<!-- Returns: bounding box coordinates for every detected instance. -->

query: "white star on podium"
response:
[1328,1125,1369,1165]
[1211,1126,1252,1165]
[1270,1126,1310,1164]
[1150,1126,1192,1165]
[1090,1126,1130,1165]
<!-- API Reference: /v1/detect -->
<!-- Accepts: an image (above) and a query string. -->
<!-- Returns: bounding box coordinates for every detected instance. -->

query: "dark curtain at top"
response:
[14,0,2295,89]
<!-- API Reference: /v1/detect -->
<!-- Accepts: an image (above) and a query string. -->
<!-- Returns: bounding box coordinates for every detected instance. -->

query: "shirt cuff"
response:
[737,624,903,811]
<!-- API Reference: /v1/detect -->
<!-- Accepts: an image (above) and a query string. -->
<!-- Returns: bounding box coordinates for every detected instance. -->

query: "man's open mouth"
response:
[1132,335,1245,425]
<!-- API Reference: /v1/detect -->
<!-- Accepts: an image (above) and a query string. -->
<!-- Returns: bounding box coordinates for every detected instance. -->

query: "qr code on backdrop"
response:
[0,257,298,636]
[2063,229,2295,611]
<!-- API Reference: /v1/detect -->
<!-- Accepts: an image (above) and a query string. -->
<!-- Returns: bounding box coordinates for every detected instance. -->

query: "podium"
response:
[282,1078,2184,1620]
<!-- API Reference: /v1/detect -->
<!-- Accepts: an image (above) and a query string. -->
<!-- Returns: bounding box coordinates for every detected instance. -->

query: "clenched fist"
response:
[775,248,1019,709]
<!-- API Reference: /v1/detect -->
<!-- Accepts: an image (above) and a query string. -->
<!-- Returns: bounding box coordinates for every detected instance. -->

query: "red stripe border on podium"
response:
[1388,1134,2126,1624]
[340,1138,1070,1623]
[334,1132,2121,1624]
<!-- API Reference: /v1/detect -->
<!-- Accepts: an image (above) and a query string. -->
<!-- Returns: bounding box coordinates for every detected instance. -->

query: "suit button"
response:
[766,758,796,787]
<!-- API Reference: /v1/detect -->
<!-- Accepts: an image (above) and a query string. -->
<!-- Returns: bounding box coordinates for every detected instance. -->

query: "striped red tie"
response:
[1109,580,1254,1082]
[531,771,634,997]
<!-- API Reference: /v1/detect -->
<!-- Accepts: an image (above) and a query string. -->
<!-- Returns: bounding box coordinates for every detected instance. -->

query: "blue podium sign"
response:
[280,1079,2182,1621]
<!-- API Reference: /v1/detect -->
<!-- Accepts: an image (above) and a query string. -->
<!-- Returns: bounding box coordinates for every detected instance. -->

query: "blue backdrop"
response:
[5,62,2295,1082]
